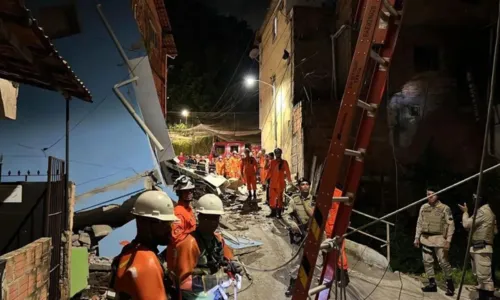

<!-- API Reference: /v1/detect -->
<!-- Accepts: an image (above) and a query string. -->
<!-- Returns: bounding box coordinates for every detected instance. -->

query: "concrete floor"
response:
[223,190,477,300]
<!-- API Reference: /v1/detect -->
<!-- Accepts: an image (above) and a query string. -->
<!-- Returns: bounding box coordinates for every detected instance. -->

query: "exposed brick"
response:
[41,238,51,257]
[28,272,35,294]
[36,271,43,288]
[8,281,18,300]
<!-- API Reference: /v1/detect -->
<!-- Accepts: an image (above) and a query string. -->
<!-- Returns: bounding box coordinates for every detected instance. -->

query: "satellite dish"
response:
[249,48,260,60]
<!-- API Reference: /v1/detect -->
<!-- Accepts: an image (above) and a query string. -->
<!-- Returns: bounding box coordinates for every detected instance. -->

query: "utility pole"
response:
[0,153,3,183]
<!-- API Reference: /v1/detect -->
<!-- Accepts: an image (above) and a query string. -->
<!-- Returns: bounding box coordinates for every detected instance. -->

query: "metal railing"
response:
[349,209,394,263]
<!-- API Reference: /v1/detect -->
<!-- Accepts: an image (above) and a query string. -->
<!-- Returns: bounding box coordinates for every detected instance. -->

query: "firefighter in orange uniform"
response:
[241,148,258,199]
[266,148,292,218]
[228,152,239,179]
[111,190,179,300]
[166,194,242,299]
[171,176,197,244]
[324,187,350,286]
[215,156,225,176]
[224,154,231,178]
[258,149,267,183]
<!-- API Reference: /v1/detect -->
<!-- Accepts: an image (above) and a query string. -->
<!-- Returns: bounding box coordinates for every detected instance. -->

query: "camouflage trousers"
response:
[422,245,453,279]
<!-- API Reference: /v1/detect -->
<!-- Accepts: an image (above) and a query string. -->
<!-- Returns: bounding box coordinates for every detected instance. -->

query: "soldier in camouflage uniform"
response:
[459,194,497,300]
[282,178,327,297]
[414,186,455,296]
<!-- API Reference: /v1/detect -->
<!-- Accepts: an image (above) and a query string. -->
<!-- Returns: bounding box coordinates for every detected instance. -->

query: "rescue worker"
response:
[264,152,275,206]
[229,151,240,179]
[266,148,291,218]
[459,194,497,300]
[166,194,243,299]
[224,154,231,178]
[414,186,455,295]
[111,190,178,300]
[172,176,197,244]
[258,149,267,183]
[324,186,350,287]
[241,148,258,199]
[215,156,225,176]
[283,178,316,297]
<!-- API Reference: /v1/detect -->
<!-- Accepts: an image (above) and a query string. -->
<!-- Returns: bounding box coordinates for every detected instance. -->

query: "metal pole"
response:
[457,2,500,298]
[113,78,165,151]
[344,162,500,238]
[273,85,277,149]
[96,4,135,76]
[386,223,390,263]
[65,97,70,229]
[0,154,3,183]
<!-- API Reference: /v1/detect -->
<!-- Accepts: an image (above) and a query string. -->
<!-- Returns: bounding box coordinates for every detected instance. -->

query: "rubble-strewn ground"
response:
[226,188,478,300]
[79,183,484,299]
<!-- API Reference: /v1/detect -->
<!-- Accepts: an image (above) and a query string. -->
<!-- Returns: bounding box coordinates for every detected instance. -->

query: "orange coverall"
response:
[224,157,231,177]
[166,233,233,291]
[113,242,168,300]
[324,188,348,270]
[215,159,225,176]
[259,156,268,183]
[228,156,240,178]
[241,156,258,191]
[171,201,197,244]
[266,159,291,209]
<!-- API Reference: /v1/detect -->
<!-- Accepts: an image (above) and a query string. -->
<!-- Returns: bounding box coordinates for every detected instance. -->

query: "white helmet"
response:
[131,190,179,222]
[173,175,196,191]
[196,194,224,215]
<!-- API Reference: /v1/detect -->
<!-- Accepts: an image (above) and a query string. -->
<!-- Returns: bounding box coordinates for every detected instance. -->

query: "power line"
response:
[43,56,148,152]
[75,188,146,213]
[211,34,256,112]
[77,169,134,186]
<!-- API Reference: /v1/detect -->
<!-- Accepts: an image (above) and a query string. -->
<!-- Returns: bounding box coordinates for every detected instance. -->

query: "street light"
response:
[243,75,277,149]
[181,109,189,124]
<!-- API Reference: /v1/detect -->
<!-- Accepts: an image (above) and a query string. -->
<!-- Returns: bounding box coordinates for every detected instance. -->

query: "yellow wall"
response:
[259,7,293,163]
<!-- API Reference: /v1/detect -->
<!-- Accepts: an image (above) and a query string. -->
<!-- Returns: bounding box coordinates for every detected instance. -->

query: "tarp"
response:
[129,57,176,162]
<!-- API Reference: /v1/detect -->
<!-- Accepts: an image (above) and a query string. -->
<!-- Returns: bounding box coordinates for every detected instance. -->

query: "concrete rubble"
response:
[73,171,480,299]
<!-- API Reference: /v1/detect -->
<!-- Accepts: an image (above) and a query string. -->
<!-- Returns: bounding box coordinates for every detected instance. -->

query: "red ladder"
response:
[291,0,404,299]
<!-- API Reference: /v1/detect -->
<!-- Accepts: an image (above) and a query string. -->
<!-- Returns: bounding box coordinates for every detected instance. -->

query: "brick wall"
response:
[1,238,51,300]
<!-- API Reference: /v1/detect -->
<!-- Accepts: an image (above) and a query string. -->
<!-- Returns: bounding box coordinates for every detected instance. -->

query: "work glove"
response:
[224,259,243,275]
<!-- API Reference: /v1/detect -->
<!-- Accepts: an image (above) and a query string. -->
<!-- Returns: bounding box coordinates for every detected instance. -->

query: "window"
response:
[272,16,278,42]
[413,46,440,73]
[36,4,81,39]
[230,146,239,153]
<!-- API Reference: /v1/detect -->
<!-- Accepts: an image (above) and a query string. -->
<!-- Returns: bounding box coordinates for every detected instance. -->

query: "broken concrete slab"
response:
[79,232,92,245]
[92,225,113,238]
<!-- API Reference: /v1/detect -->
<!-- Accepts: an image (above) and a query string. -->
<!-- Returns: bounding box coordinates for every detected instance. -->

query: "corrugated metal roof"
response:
[0,0,92,102]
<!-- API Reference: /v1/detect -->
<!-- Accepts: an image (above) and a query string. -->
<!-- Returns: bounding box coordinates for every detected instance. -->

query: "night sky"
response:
[202,0,269,29]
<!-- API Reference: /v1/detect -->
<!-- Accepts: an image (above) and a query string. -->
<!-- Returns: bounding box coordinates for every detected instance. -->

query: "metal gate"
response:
[44,157,67,300]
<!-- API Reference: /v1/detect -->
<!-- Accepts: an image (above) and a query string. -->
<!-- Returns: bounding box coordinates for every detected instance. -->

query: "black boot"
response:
[340,269,350,287]
[421,277,437,292]
[445,279,454,296]
[478,289,495,300]
[267,209,277,218]
[285,277,296,297]
[277,208,283,219]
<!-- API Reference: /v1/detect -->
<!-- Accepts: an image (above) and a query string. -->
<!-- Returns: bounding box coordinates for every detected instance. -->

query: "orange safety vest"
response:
[112,241,168,300]
[171,202,196,244]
